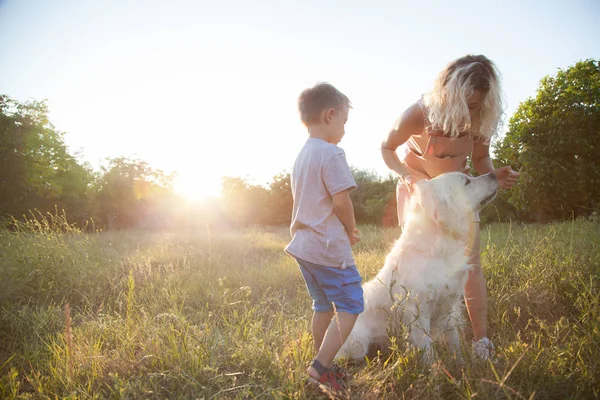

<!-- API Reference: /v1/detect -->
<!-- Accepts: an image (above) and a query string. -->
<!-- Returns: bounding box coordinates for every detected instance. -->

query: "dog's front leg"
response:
[405,303,434,364]
[446,322,463,363]
[445,305,465,364]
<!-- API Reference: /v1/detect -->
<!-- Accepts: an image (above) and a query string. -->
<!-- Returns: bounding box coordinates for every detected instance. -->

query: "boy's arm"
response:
[323,152,360,244]
[332,189,359,245]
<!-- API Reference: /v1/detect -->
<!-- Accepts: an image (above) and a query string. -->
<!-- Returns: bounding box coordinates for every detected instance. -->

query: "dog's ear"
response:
[412,180,439,220]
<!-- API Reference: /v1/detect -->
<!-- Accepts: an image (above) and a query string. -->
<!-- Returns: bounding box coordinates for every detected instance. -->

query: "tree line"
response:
[1,59,598,230]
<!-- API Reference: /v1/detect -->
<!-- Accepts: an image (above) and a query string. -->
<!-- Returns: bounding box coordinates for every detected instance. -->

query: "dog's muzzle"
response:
[477,173,499,209]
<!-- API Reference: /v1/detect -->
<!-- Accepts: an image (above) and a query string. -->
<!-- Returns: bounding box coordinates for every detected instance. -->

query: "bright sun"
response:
[174,174,222,202]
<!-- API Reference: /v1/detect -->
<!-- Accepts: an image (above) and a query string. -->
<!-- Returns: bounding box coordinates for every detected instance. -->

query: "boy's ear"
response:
[323,107,335,123]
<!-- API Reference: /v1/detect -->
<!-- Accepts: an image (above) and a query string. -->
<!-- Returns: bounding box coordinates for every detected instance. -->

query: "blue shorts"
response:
[295,257,364,315]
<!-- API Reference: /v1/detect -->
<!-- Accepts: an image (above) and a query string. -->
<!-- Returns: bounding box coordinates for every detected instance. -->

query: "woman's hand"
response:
[399,173,415,194]
[494,166,520,189]
[398,169,430,194]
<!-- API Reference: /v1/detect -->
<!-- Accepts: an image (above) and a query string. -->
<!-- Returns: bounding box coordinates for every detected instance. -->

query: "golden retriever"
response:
[338,172,498,363]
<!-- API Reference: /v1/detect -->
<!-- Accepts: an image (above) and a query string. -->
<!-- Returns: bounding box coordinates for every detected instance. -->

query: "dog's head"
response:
[410,172,498,237]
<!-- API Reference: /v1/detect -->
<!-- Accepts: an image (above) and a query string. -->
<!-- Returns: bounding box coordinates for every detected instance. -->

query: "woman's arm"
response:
[381,102,424,179]
[472,140,520,189]
[472,140,495,174]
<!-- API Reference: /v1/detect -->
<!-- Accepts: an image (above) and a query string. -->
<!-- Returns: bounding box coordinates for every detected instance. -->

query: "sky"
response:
[1,0,599,200]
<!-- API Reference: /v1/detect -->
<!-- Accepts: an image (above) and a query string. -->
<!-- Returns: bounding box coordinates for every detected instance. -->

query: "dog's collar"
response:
[395,226,467,264]
[440,226,468,242]
[406,213,469,244]
[433,212,472,242]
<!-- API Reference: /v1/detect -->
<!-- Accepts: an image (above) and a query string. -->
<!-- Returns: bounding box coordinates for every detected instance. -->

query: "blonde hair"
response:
[298,83,351,126]
[424,55,504,142]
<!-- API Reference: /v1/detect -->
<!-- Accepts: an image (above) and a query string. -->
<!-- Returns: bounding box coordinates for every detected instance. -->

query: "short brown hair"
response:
[297,83,351,125]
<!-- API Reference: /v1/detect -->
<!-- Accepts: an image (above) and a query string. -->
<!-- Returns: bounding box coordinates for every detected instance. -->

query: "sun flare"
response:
[174,174,222,202]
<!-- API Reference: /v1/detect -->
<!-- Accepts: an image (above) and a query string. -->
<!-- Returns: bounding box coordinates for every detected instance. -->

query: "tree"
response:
[350,168,397,225]
[266,172,293,225]
[0,96,94,222]
[220,177,271,227]
[494,59,600,221]
[95,157,175,229]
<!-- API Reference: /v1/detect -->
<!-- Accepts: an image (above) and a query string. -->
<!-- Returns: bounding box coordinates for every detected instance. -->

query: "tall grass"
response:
[0,214,598,399]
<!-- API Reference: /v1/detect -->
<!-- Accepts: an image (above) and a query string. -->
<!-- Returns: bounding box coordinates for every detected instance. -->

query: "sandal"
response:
[332,362,348,381]
[307,359,346,392]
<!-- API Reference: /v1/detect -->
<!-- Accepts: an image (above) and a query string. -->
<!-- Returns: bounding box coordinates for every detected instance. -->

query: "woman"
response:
[381,54,520,360]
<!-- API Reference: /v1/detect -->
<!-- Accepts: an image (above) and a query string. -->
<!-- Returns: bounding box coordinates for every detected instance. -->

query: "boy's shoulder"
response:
[302,138,346,159]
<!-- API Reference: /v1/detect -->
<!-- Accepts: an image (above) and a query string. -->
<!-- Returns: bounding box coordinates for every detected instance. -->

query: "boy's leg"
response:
[295,258,337,352]
[464,223,488,341]
[298,259,342,352]
[308,264,363,377]
[308,311,359,378]
[312,311,334,352]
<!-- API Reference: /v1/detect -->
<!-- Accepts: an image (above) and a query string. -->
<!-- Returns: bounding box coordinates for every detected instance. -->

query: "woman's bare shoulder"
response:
[394,101,426,134]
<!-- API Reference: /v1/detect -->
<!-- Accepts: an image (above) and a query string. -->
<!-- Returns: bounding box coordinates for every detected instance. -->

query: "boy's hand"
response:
[348,228,361,246]
[494,166,520,189]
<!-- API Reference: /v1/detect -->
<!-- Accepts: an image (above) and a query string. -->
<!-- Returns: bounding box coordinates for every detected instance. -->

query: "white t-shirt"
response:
[285,138,357,268]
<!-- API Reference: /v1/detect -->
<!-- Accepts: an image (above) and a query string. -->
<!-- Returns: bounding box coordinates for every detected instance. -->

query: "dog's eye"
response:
[464,179,471,186]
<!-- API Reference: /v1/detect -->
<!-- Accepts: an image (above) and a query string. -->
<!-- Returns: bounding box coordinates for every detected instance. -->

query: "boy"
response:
[285,83,363,391]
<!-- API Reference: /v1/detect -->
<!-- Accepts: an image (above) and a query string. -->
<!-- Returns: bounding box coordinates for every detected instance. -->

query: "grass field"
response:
[0,216,599,399]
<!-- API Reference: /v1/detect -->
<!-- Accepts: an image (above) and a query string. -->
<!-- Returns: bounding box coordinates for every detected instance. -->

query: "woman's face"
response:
[467,90,484,123]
